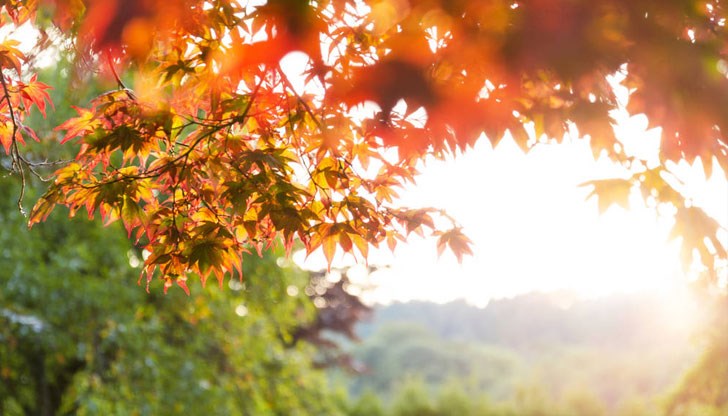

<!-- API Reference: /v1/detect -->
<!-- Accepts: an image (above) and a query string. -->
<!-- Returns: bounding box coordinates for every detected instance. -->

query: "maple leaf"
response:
[569,101,617,159]
[329,59,437,119]
[435,228,474,264]
[57,106,97,144]
[28,188,62,226]
[0,120,19,154]
[322,233,337,267]
[395,208,436,237]
[580,178,633,214]
[670,206,727,273]
[18,74,53,117]
[0,39,24,74]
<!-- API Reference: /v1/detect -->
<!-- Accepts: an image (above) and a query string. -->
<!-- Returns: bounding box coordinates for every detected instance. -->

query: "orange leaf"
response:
[339,231,353,253]
[350,233,369,259]
[19,74,53,117]
[57,106,97,144]
[0,120,18,154]
[580,178,632,214]
[0,39,24,74]
[436,228,474,263]
[322,235,337,268]
[28,189,61,227]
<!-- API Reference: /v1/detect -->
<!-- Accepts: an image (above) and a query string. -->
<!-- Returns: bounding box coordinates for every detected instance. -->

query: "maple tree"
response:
[1,0,726,291]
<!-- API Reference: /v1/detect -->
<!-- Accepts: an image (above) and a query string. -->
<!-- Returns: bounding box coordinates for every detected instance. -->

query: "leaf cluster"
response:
[1,0,725,288]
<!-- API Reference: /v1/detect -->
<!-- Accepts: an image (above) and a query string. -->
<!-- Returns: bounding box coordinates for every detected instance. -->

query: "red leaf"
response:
[176,276,190,295]
[18,74,53,117]
[56,106,97,144]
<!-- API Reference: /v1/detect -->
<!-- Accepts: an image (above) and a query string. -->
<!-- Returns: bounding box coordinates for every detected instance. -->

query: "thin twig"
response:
[0,67,27,214]
[105,51,129,91]
[276,63,323,129]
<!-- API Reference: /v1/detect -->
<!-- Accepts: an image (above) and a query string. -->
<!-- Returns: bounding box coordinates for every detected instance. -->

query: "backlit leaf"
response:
[581,178,632,214]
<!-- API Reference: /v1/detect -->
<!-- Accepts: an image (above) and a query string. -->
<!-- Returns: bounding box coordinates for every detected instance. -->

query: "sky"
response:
[296,117,728,307]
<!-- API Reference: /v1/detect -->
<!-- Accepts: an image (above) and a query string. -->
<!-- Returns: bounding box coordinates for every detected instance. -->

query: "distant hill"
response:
[344,291,704,411]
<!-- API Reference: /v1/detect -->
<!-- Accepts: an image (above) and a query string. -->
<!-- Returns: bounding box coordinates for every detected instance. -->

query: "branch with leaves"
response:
[0,0,725,291]
[0,38,53,213]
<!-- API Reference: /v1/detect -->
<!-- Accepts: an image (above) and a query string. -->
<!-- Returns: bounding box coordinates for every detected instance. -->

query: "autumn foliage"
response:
[1,0,726,291]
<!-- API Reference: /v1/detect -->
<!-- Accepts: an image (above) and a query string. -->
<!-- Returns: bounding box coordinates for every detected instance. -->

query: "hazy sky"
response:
[297,128,727,307]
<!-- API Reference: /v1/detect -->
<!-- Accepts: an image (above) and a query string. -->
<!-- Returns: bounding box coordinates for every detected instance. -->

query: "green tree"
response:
[0,176,349,415]
[350,321,522,398]
[434,381,478,416]
[346,390,386,416]
[390,377,439,416]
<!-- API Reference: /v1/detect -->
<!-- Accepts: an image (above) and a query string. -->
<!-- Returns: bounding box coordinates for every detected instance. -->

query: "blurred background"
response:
[1,38,727,416]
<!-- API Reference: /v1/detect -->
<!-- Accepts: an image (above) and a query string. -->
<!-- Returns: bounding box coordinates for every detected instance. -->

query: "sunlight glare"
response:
[295,129,723,307]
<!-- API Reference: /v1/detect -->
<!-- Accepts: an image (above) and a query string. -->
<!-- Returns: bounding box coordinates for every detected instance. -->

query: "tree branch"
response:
[0,67,27,214]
